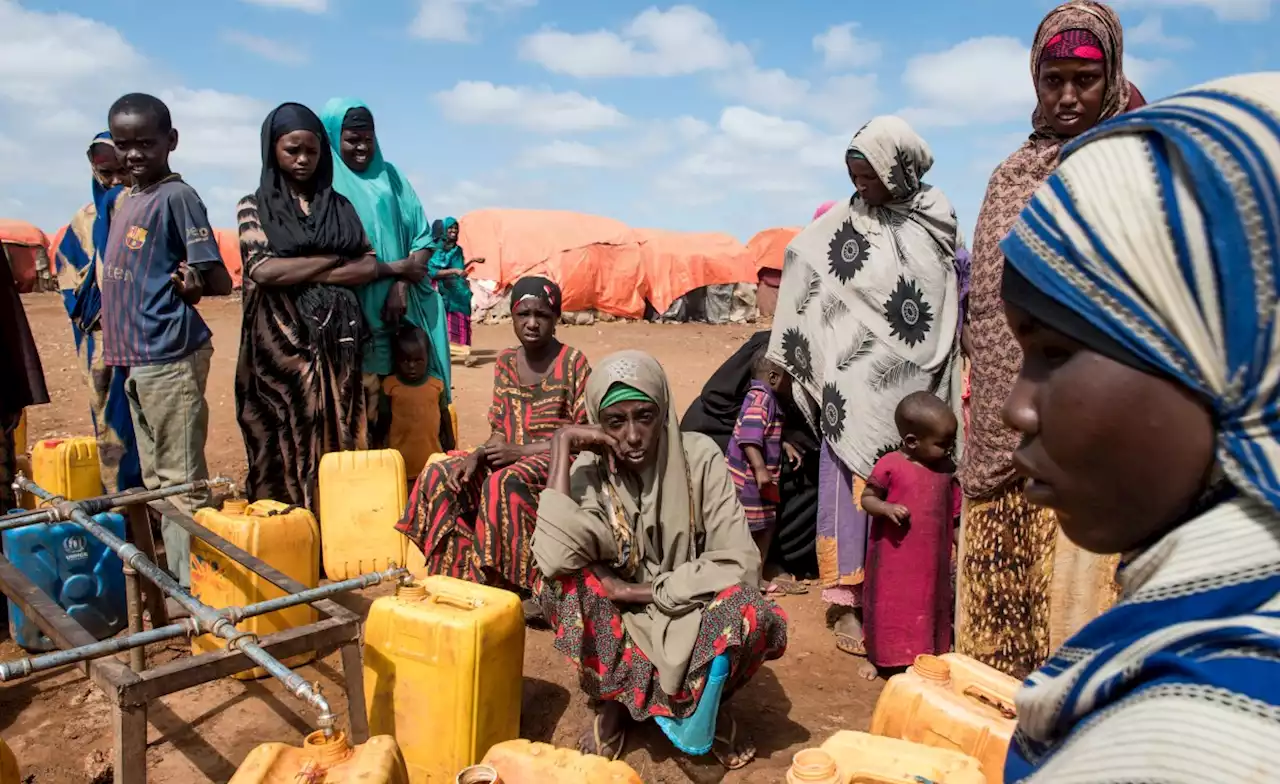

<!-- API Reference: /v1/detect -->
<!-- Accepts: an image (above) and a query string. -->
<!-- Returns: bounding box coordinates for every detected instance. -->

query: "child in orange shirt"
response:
[382,326,453,481]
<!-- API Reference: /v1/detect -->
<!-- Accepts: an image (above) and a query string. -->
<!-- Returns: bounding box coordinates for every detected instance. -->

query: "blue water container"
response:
[3,512,128,652]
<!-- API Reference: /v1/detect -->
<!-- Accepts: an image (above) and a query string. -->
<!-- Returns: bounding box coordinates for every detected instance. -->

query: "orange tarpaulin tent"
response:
[746,227,801,272]
[456,209,646,319]
[633,230,755,316]
[215,228,243,289]
[1,219,51,293]
[48,224,69,273]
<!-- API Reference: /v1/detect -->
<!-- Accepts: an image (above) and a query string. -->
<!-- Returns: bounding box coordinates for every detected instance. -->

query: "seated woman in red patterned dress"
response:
[397,277,590,617]
[533,350,788,770]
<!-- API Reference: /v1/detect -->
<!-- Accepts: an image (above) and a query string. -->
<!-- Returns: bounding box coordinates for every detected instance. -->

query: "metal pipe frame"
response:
[16,475,341,736]
[0,482,379,783]
[0,477,234,531]
[0,566,404,681]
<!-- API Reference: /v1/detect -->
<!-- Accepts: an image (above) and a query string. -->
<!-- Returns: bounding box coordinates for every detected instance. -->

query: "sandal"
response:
[584,712,626,761]
[835,631,866,657]
[711,715,756,770]
[764,576,809,596]
[522,598,549,629]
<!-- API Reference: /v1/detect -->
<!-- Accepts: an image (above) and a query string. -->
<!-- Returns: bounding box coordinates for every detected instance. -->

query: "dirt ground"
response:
[3,294,884,783]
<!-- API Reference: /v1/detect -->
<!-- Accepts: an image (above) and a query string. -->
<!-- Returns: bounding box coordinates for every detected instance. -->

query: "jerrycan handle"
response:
[962,684,1017,719]
[431,591,483,610]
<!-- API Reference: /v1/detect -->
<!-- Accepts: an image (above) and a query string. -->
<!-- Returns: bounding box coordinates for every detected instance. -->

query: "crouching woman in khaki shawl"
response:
[533,350,789,770]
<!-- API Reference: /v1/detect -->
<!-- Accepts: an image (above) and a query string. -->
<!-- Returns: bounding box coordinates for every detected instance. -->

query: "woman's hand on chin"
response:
[553,425,619,463]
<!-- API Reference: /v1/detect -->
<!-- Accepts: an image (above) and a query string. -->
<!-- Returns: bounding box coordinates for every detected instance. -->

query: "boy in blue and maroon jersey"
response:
[102,93,232,588]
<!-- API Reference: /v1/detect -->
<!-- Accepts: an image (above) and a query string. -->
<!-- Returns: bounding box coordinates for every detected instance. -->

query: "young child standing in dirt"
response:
[383,326,452,481]
[101,93,232,588]
[858,391,959,680]
[725,352,803,594]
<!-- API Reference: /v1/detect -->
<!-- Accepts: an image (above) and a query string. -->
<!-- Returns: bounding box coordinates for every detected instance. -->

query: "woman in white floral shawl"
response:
[768,115,963,656]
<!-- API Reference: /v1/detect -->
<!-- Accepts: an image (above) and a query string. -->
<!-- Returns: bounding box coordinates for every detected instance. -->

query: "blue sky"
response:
[1,0,1277,243]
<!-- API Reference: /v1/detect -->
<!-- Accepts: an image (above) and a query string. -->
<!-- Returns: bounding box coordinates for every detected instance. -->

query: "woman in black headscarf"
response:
[234,102,420,511]
[681,331,820,583]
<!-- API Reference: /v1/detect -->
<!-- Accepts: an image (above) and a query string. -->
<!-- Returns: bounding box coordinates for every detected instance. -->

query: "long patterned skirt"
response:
[817,443,867,608]
[397,452,550,590]
[956,481,1120,679]
[539,570,789,721]
[448,311,472,360]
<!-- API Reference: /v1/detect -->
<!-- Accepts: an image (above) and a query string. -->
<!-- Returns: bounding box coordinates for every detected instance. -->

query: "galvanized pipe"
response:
[0,564,404,682]
[13,476,346,735]
[0,477,235,530]
[122,565,146,672]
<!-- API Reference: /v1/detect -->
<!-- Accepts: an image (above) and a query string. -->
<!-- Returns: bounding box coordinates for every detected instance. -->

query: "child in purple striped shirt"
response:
[726,352,800,586]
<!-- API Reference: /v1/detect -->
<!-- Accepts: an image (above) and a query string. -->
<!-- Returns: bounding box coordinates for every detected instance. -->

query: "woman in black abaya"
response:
[681,331,819,580]
[234,102,381,511]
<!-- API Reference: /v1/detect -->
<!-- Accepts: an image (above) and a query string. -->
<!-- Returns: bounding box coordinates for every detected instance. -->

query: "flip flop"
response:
[586,712,627,761]
[764,577,809,596]
[711,715,756,770]
[522,598,550,629]
[835,631,867,657]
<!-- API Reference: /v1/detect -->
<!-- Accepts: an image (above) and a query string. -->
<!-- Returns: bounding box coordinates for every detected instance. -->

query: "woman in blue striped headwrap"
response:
[997,73,1280,782]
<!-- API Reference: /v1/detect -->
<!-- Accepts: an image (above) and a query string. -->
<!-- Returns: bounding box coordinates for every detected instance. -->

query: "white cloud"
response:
[813,23,883,70]
[518,140,623,169]
[434,81,627,132]
[239,0,327,12]
[806,74,880,131]
[411,0,534,42]
[519,5,749,77]
[899,36,1032,127]
[1124,54,1170,89]
[1109,0,1271,21]
[423,178,502,215]
[0,1,266,229]
[1127,15,1194,49]
[713,66,811,113]
[719,107,815,150]
[673,116,711,141]
[220,30,309,65]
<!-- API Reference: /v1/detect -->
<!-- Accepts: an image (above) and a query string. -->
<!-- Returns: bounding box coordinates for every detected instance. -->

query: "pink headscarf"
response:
[812,200,836,221]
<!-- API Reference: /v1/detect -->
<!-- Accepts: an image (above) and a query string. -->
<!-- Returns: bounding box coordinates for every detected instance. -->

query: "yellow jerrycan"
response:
[318,450,407,579]
[31,437,102,501]
[364,576,524,784]
[13,411,26,457]
[869,655,1018,784]
[478,740,643,784]
[0,736,18,784]
[230,731,408,783]
[191,499,320,679]
[809,731,987,784]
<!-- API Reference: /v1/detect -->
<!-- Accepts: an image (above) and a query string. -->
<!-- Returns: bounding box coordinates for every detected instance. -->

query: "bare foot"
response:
[857,660,879,681]
[578,701,627,760]
[712,711,756,770]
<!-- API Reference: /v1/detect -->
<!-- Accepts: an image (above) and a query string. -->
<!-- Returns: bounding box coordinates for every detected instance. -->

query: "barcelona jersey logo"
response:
[125,225,148,250]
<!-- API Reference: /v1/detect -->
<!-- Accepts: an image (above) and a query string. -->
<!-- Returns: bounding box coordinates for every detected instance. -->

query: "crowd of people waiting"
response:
[1,1,1278,779]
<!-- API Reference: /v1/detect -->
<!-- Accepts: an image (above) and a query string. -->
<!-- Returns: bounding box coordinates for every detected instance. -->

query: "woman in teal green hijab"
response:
[430,216,478,367]
[320,98,451,438]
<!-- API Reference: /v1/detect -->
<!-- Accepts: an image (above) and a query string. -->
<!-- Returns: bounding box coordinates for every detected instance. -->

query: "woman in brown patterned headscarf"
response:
[956,0,1143,679]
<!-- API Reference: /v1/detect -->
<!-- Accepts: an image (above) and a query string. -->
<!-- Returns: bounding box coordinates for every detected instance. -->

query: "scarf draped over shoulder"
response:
[959,0,1133,496]
[999,73,1280,783]
[532,350,761,694]
[768,115,961,478]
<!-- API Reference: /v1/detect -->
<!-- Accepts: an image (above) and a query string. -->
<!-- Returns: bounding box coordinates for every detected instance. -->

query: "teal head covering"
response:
[319,97,448,392]
[429,216,471,315]
[599,382,654,411]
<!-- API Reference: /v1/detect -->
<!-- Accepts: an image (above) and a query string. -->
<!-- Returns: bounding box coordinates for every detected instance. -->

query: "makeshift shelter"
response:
[0,219,53,293]
[456,208,644,319]
[215,228,243,290]
[632,229,758,323]
[746,227,800,318]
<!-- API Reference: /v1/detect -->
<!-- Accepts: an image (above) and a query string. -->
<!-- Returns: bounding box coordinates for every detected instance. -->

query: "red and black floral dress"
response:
[397,344,590,590]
